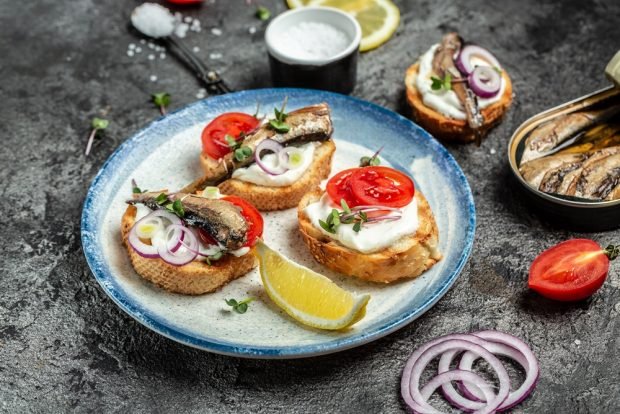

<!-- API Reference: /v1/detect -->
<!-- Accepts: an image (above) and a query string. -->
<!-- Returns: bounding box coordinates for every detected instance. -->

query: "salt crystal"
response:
[248,26,256,34]
[160,53,166,59]
[196,88,207,99]
[175,23,189,38]
[184,16,193,23]
[209,52,223,60]
[148,54,155,60]
[150,75,158,82]
[129,43,136,50]
[193,46,200,53]
[277,21,350,60]
[211,28,222,36]
[574,339,581,345]
[140,39,146,44]
[135,47,142,53]
[131,3,176,38]
[490,148,497,155]
[148,42,155,49]
[127,50,135,57]
[192,19,201,28]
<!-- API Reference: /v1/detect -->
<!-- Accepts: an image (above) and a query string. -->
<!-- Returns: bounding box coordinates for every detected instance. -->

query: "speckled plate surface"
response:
[81,88,475,359]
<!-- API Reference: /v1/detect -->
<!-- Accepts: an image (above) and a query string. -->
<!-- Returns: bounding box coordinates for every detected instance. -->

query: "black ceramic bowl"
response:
[507,86,620,231]
[265,7,361,94]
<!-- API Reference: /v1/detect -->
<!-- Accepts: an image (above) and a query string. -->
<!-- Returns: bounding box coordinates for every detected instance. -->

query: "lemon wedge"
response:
[286,0,400,52]
[255,242,370,330]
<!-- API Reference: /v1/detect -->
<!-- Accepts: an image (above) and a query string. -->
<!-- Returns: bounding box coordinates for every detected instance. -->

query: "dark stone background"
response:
[1,0,619,412]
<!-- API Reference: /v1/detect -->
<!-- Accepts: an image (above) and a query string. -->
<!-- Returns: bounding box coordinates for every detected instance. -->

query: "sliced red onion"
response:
[350,205,402,212]
[468,66,501,98]
[456,45,501,76]
[403,336,510,414]
[438,339,530,411]
[156,224,198,266]
[134,216,164,239]
[418,370,497,414]
[255,139,288,176]
[128,210,182,258]
[365,214,402,224]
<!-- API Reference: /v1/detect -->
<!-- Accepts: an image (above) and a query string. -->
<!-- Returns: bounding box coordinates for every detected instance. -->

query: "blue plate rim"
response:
[81,88,476,359]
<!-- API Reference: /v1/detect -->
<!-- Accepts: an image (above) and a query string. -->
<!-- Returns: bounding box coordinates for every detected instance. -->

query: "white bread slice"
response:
[405,62,513,143]
[199,140,336,211]
[297,189,442,283]
[120,205,256,295]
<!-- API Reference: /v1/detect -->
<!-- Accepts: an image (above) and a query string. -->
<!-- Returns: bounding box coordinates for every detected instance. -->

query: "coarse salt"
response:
[193,46,200,53]
[211,28,222,36]
[150,75,158,82]
[248,26,256,34]
[131,3,176,38]
[175,23,189,38]
[148,54,155,60]
[277,21,350,61]
[209,52,222,60]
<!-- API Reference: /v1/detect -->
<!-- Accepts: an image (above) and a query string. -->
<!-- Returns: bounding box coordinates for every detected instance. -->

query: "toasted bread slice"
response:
[405,63,513,143]
[120,205,256,295]
[200,140,336,211]
[297,189,442,283]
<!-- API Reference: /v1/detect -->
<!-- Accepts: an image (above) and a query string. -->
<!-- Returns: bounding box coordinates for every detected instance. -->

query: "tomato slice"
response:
[222,195,263,247]
[201,113,260,160]
[326,168,359,207]
[528,239,611,301]
[349,166,415,208]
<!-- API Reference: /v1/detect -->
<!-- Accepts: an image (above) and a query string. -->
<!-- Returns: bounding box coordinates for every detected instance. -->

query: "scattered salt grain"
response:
[140,39,146,44]
[127,50,135,57]
[160,53,166,59]
[148,54,155,60]
[184,16,193,23]
[574,339,581,345]
[277,21,350,60]
[490,148,497,155]
[135,47,142,53]
[131,2,176,38]
[148,42,155,49]
[193,46,200,53]
[196,88,207,99]
[209,52,223,60]
[150,75,158,82]
[211,28,222,36]
[248,26,257,34]
[128,43,136,50]
[175,23,189,38]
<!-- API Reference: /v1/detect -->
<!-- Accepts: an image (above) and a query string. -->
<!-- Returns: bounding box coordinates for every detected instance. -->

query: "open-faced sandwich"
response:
[297,162,442,283]
[405,32,513,144]
[183,101,336,211]
[121,186,263,295]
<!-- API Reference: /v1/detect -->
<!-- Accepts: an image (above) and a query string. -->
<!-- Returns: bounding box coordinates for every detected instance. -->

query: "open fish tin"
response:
[508,52,620,231]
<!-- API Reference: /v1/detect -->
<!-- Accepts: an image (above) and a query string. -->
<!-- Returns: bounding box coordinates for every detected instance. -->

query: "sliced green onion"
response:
[201,186,221,199]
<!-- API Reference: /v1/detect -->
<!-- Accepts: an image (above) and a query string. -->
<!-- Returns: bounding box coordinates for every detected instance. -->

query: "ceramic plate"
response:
[81,88,475,359]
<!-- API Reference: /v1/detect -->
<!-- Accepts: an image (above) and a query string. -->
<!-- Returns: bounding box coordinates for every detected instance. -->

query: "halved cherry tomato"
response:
[326,168,359,207]
[222,195,263,247]
[349,166,414,208]
[528,239,617,301]
[201,113,260,160]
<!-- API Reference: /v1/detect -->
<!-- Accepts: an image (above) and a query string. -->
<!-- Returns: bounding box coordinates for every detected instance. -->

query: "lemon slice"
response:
[287,0,401,52]
[255,242,370,330]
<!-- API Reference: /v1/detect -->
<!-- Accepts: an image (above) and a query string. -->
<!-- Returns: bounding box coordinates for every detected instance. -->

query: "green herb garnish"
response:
[269,97,290,133]
[319,200,368,234]
[234,146,253,162]
[256,6,271,21]
[131,179,147,194]
[206,250,223,265]
[85,117,109,156]
[224,134,253,162]
[155,193,168,205]
[152,92,171,115]
[605,244,619,260]
[225,297,254,314]
[430,73,452,91]
[360,146,384,167]
[155,193,185,218]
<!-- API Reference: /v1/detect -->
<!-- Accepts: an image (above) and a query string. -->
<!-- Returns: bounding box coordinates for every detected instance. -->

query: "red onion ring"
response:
[468,66,501,98]
[418,370,497,414]
[403,336,510,414]
[254,139,288,175]
[156,224,198,266]
[456,45,501,76]
[128,210,182,258]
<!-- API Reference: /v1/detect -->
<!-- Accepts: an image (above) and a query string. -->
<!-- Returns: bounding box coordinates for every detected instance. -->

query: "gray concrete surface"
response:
[1,0,619,412]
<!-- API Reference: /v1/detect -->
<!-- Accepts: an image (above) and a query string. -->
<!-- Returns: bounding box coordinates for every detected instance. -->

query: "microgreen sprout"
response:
[224,133,253,162]
[256,6,271,21]
[155,192,185,218]
[85,117,109,156]
[131,179,148,194]
[225,297,254,314]
[431,73,453,91]
[152,92,171,115]
[360,146,384,167]
[319,200,368,234]
[269,97,290,133]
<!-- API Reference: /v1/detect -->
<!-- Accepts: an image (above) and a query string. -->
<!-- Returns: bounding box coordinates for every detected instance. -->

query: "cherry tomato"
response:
[222,195,263,247]
[528,239,617,301]
[326,168,359,207]
[201,113,260,160]
[349,166,415,208]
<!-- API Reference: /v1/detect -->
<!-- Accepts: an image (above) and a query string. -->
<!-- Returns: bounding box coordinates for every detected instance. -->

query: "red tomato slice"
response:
[222,195,263,247]
[201,113,260,160]
[349,166,415,208]
[326,168,359,207]
[528,239,611,301]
